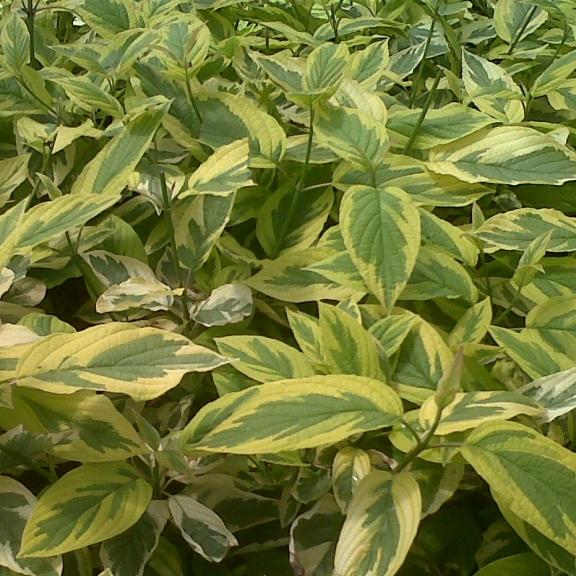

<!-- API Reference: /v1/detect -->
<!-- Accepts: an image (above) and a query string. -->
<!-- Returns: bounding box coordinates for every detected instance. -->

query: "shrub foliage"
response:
[0,0,575,575]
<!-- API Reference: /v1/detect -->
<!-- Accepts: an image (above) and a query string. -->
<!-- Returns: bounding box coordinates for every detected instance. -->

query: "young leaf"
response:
[180,375,403,454]
[461,421,576,556]
[0,323,228,400]
[20,462,152,557]
[340,186,420,310]
[334,471,421,576]
[168,495,237,562]
[215,335,315,382]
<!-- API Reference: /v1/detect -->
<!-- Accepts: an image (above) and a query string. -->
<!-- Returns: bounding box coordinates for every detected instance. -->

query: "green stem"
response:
[410,0,440,107]
[23,0,40,69]
[507,5,538,55]
[15,75,59,118]
[160,170,191,324]
[494,277,526,324]
[403,70,441,155]
[185,66,203,124]
[298,103,315,192]
[395,407,444,473]
[478,244,493,301]
[401,420,422,444]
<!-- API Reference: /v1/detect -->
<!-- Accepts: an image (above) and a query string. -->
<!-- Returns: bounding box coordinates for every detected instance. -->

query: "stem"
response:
[403,70,442,155]
[478,244,493,301]
[507,5,538,55]
[23,0,40,69]
[494,277,526,324]
[160,170,191,323]
[410,0,440,107]
[395,406,444,473]
[298,103,315,192]
[15,76,59,119]
[401,420,422,444]
[185,66,203,124]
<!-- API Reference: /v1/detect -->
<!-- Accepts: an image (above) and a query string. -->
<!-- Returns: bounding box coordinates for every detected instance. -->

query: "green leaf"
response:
[18,314,75,336]
[0,154,31,208]
[71,100,169,196]
[20,462,152,557]
[0,476,62,576]
[369,314,417,356]
[76,0,135,37]
[256,183,333,258]
[318,303,384,379]
[494,0,547,43]
[314,107,389,171]
[518,367,576,423]
[246,248,363,303]
[286,309,323,365]
[304,42,349,97]
[476,208,576,252]
[100,501,169,576]
[215,335,315,383]
[174,193,236,271]
[1,13,29,73]
[419,391,543,435]
[180,139,253,198]
[4,387,145,462]
[168,495,237,562]
[191,284,252,327]
[473,552,551,576]
[462,49,524,123]
[180,375,403,454]
[461,421,576,556]
[334,471,421,576]
[332,447,371,513]
[428,127,576,186]
[340,186,420,310]
[532,49,576,98]
[0,323,228,400]
[449,297,492,347]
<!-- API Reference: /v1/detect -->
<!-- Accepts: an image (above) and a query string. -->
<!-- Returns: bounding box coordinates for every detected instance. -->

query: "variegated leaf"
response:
[532,49,576,98]
[100,501,169,576]
[96,276,176,314]
[461,421,576,556]
[190,284,252,327]
[318,304,383,379]
[215,335,315,382]
[334,471,421,576]
[476,208,576,252]
[0,13,29,73]
[332,448,371,513]
[168,495,237,562]
[304,42,349,97]
[428,127,576,186]
[494,0,547,43]
[72,101,169,196]
[0,476,62,576]
[180,139,253,198]
[369,314,417,356]
[0,323,228,400]
[340,186,420,310]
[286,309,324,365]
[472,553,551,576]
[518,368,576,423]
[419,391,543,435]
[449,297,492,348]
[1,388,145,462]
[180,375,403,454]
[20,462,152,557]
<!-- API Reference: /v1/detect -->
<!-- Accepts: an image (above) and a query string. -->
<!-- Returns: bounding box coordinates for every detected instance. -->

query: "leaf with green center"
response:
[3,387,145,462]
[191,284,252,327]
[303,42,349,100]
[332,447,371,513]
[518,367,576,423]
[472,552,551,576]
[99,501,169,576]
[494,0,547,43]
[0,476,62,576]
[340,185,420,310]
[427,127,576,186]
[20,462,151,557]
[461,421,576,556]
[461,50,524,124]
[449,297,492,347]
[419,391,543,435]
[314,107,389,171]
[334,471,421,576]
[180,140,253,198]
[532,49,576,98]
[168,495,237,562]
[318,303,384,380]
[0,155,30,208]
[180,375,403,454]
[475,208,576,252]
[215,335,315,383]
[71,100,169,196]
[0,323,228,400]
[0,13,29,74]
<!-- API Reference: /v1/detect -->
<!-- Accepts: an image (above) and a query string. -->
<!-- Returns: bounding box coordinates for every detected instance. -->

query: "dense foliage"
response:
[0,0,575,574]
